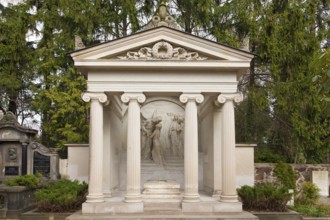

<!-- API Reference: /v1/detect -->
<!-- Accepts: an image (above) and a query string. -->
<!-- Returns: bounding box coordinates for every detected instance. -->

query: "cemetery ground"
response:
[0,166,329,220]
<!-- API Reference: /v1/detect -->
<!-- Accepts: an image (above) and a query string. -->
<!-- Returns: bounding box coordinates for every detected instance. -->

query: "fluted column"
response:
[217,93,243,202]
[82,92,108,203]
[180,93,204,203]
[121,93,146,203]
[213,102,222,197]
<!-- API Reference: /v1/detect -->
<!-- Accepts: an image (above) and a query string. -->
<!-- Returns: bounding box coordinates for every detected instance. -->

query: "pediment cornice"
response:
[70,27,254,62]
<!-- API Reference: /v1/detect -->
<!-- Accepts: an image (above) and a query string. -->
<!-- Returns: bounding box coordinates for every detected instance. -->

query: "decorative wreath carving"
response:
[152,41,173,59]
[118,41,207,61]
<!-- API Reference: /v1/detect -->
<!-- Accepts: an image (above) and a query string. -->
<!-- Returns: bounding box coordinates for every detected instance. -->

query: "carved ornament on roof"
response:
[143,2,181,30]
[118,41,207,61]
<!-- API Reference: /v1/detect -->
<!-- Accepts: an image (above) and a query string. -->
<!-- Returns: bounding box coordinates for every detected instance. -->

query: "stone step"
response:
[143,200,182,212]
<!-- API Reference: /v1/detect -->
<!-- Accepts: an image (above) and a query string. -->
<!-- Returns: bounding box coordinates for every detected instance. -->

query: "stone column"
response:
[103,108,112,198]
[82,92,108,203]
[180,93,204,203]
[212,102,222,197]
[217,93,242,202]
[21,142,28,175]
[121,93,146,203]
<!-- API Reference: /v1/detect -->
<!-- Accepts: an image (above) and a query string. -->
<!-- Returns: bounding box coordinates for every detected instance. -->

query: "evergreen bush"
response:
[296,181,320,205]
[273,162,296,191]
[35,179,88,212]
[5,173,42,189]
[237,183,291,211]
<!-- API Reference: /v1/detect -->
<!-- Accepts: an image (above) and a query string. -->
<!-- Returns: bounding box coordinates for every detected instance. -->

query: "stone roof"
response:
[0,112,38,135]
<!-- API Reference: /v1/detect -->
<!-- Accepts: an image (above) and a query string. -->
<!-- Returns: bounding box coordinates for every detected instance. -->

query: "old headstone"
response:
[312,170,329,196]
[0,112,59,180]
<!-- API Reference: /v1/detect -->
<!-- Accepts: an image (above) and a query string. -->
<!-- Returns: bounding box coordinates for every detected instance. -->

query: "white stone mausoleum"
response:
[69,5,255,217]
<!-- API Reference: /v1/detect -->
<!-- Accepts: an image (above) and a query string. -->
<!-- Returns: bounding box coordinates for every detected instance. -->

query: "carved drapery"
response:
[118,41,207,61]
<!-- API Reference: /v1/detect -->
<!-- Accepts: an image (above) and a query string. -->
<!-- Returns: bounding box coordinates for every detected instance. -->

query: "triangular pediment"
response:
[70,27,254,62]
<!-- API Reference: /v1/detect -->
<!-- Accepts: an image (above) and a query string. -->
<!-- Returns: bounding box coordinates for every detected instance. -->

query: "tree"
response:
[1,0,329,162]
[0,3,36,124]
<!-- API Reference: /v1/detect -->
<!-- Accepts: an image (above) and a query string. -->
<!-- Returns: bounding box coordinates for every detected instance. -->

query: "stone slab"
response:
[67,210,258,220]
[82,201,143,214]
[182,201,243,213]
[312,171,329,196]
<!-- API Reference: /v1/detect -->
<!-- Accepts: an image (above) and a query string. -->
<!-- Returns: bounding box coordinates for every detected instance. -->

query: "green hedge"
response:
[5,173,42,189]
[237,183,291,211]
[35,179,88,212]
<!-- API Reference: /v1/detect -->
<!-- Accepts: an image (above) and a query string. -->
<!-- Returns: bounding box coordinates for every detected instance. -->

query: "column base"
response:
[86,194,105,203]
[182,193,200,203]
[220,194,239,203]
[212,190,221,198]
[125,193,142,203]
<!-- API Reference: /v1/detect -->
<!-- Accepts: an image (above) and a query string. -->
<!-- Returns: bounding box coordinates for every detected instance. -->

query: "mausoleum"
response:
[70,3,255,217]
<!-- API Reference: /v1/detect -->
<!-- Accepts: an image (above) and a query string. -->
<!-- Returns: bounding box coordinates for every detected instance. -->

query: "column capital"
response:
[121,93,146,104]
[179,93,204,104]
[217,93,243,104]
[82,92,108,104]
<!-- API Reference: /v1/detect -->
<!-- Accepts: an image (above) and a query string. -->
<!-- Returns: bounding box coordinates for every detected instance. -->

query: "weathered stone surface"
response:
[255,163,330,191]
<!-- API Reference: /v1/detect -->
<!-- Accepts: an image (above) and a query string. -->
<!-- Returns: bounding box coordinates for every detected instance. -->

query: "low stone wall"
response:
[255,163,330,190]
[0,185,37,219]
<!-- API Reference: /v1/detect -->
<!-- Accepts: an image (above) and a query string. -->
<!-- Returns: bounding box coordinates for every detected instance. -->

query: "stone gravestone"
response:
[0,112,59,180]
[312,171,329,197]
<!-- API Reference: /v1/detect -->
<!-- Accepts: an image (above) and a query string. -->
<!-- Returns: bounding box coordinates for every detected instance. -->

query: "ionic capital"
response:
[121,93,146,104]
[179,93,204,104]
[82,92,108,104]
[217,93,243,104]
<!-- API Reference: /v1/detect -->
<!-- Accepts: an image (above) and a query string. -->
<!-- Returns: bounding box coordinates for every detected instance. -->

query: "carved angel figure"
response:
[150,121,164,166]
[168,113,184,159]
[141,111,164,166]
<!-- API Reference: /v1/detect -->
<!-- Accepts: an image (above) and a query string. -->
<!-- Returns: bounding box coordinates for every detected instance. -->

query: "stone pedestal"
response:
[142,179,181,198]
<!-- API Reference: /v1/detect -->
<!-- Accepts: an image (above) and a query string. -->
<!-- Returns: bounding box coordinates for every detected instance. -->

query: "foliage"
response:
[237,183,291,212]
[35,179,88,212]
[294,204,330,217]
[5,173,43,189]
[0,0,329,162]
[0,3,37,122]
[296,181,320,206]
[254,147,289,163]
[273,162,296,191]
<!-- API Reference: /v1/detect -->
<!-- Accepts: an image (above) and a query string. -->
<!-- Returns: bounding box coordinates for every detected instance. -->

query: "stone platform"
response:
[69,191,254,219]
[67,211,258,220]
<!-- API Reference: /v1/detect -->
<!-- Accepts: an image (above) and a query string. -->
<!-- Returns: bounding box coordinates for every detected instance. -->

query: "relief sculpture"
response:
[141,100,185,167]
[141,112,164,166]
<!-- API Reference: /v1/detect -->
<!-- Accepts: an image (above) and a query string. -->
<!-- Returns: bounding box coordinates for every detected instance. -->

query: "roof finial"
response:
[159,1,167,20]
[142,0,181,30]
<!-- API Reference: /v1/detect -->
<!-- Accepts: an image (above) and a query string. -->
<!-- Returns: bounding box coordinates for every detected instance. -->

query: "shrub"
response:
[35,179,87,212]
[296,181,320,205]
[274,162,296,191]
[5,174,42,189]
[294,204,330,217]
[237,183,291,212]
[255,150,288,163]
